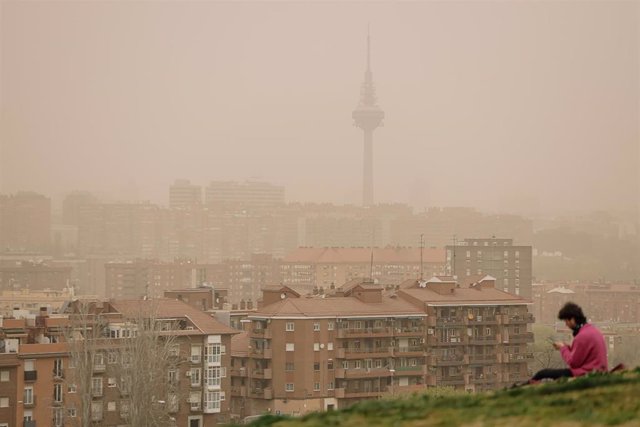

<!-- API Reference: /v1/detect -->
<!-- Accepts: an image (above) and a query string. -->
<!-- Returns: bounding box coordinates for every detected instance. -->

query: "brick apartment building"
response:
[230,276,534,418]
[446,238,533,298]
[0,299,237,427]
[281,247,446,294]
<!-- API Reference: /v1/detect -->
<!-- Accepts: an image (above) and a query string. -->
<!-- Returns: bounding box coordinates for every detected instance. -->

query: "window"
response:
[91,402,103,421]
[107,401,116,412]
[68,384,77,393]
[341,361,349,369]
[327,342,333,351]
[354,360,362,369]
[169,344,180,357]
[92,377,103,397]
[285,343,295,352]
[204,367,223,388]
[23,387,33,404]
[354,321,363,329]
[191,345,202,363]
[327,381,334,390]
[191,368,201,386]
[328,322,334,331]
[53,407,64,427]
[0,371,8,382]
[286,322,295,331]
[93,352,104,368]
[54,383,63,403]
[285,362,294,372]
[205,343,222,364]
[0,397,8,408]
[168,369,178,386]
[190,391,201,410]
[107,351,118,364]
[204,391,222,411]
[313,322,320,331]
[67,407,77,417]
[120,400,130,418]
[375,359,382,368]
[314,382,321,391]
[285,383,294,392]
[53,358,63,377]
[314,343,320,351]
[313,362,320,371]
[327,360,334,370]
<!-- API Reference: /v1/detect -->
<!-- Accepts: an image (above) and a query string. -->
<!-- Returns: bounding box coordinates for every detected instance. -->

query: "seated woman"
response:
[530,302,608,383]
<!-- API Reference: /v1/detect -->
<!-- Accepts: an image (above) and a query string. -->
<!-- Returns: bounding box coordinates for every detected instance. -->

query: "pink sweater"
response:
[560,323,608,376]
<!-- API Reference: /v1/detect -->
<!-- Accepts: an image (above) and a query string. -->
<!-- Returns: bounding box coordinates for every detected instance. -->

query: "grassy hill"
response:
[246,369,640,427]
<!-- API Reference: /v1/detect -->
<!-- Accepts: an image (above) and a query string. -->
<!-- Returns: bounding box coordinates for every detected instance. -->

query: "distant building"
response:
[204,181,285,211]
[62,191,98,226]
[229,277,534,418]
[0,287,77,316]
[446,238,533,298]
[169,179,202,209]
[281,246,446,294]
[105,259,197,299]
[0,192,51,253]
[0,261,72,292]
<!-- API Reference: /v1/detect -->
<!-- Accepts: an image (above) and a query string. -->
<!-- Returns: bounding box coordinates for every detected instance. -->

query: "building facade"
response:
[230,278,534,419]
[446,238,533,298]
[0,192,51,254]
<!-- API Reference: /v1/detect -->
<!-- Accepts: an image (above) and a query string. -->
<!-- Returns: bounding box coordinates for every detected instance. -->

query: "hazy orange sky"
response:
[1,1,638,215]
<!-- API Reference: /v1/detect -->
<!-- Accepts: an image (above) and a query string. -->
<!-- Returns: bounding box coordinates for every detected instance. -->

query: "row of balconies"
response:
[428,314,534,327]
[427,332,534,346]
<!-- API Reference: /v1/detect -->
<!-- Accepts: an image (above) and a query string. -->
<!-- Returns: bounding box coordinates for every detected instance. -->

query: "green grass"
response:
[243,369,640,427]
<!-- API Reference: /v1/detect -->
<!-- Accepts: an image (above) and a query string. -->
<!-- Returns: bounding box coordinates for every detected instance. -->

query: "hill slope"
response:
[248,370,640,427]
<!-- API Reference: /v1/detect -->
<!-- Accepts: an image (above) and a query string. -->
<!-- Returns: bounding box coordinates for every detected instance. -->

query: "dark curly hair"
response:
[557,302,587,324]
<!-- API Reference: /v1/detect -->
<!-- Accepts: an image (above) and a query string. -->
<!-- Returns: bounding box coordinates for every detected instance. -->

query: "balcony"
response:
[336,327,391,338]
[436,375,466,386]
[468,316,498,325]
[435,318,467,327]
[506,333,534,344]
[427,336,466,346]
[430,355,467,366]
[252,368,272,379]
[394,365,427,375]
[230,367,248,377]
[337,347,392,359]
[249,388,272,399]
[334,388,345,398]
[394,327,425,337]
[249,348,272,359]
[343,389,387,398]
[501,353,534,363]
[24,370,37,382]
[335,368,396,379]
[231,386,248,397]
[471,375,498,385]
[24,421,36,427]
[469,354,497,364]
[468,336,498,346]
[250,328,272,339]
[393,346,424,357]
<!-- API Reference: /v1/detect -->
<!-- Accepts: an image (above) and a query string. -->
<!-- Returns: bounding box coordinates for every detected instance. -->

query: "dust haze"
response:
[1,1,638,215]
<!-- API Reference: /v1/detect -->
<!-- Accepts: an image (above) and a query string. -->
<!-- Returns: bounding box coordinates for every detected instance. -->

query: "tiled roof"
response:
[231,331,249,357]
[108,299,238,336]
[398,287,529,306]
[283,247,446,264]
[251,296,425,318]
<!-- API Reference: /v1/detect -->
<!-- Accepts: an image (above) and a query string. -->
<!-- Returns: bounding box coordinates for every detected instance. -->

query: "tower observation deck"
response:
[352,29,384,207]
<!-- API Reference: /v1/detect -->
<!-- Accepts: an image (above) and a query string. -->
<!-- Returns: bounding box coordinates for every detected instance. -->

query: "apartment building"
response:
[281,247,446,294]
[446,238,533,298]
[204,181,285,211]
[0,299,237,427]
[0,262,72,293]
[0,192,51,254]
[105,259,197,299]
[230,277,533,418]
[169,179,202,209]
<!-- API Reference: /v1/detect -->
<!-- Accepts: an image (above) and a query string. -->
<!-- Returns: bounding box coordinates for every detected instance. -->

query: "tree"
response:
[64,299,183,427]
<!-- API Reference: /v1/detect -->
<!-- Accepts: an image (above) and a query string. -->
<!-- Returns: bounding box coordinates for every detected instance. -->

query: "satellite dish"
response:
[320,343,325,349]
[468,313,474,320]
[280,293,286,300]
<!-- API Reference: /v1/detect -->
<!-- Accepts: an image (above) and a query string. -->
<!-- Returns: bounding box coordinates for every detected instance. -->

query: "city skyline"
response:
[1,2,637,216]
